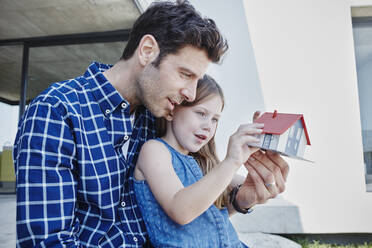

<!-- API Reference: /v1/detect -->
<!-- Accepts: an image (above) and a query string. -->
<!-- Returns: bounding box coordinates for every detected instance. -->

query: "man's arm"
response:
[14,99,80,247]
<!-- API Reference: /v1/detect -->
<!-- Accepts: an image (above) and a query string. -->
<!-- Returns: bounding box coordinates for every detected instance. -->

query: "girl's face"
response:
[168,94,223,154]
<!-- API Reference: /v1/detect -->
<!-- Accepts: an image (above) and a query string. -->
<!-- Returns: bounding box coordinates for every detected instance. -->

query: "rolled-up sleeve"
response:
[13,99,80,247]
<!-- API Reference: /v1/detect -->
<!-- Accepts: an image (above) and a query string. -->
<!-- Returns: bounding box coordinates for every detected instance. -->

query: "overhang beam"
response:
[0,29,131,47]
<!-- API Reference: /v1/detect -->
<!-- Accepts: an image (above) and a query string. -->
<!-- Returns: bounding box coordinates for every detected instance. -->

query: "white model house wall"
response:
[277,129,290,154]
[284,120,306,157]
[264,122,307,158]
[297,128,307,158]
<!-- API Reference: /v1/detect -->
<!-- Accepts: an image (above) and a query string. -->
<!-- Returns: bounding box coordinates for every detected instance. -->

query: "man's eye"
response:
[181,72,192,78]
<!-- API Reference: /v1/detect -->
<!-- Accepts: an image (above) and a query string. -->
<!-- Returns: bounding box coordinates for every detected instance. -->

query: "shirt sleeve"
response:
[13,99,80,247]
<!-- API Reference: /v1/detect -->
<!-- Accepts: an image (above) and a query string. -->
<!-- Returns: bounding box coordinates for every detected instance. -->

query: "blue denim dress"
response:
[134,139,247,248]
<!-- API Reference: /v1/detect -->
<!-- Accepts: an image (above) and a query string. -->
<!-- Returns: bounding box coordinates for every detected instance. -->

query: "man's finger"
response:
[266,151,290,182]
[245,164,272,204]
[252,150,286,193]
[246,156,279,196]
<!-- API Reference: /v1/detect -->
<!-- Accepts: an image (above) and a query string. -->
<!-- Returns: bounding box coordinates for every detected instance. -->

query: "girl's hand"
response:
[224,123,264,168]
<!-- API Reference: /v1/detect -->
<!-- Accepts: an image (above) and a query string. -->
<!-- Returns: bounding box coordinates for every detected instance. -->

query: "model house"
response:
[253,111,311,159]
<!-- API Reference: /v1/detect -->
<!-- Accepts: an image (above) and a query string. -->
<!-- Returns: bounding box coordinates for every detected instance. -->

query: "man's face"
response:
[136,46,211,120]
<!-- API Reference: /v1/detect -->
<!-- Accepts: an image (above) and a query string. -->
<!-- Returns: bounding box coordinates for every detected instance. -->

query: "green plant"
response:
[291,238,372,248]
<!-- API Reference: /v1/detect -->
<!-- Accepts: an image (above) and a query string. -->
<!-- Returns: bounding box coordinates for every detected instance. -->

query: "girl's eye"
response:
[196,111,206,117]
[212,118,219,123]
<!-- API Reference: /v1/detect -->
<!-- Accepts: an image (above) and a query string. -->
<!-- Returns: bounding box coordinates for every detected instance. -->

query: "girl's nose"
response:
[202,121,212,132]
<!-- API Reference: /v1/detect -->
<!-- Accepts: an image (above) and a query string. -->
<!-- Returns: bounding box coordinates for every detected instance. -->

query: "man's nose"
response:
[180,83,197,102]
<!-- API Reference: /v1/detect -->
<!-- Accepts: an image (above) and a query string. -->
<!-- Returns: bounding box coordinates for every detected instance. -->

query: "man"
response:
[13,1,288,247]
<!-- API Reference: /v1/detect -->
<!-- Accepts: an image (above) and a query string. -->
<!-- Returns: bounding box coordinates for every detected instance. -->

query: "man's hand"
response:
[235,150,289,209]
[232,110,289,210]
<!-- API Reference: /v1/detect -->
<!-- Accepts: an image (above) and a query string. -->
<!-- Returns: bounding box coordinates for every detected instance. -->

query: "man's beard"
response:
[136,68,165,118]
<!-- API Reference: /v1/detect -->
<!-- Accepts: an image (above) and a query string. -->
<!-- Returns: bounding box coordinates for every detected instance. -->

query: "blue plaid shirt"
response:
[13,62,156,247]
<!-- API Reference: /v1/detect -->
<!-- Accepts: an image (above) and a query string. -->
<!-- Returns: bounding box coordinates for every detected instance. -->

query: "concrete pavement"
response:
[0,195,16,247]
[0,194,301,248]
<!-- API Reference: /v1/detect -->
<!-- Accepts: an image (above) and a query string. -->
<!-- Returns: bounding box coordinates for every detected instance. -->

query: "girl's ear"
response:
[137,34,160,67]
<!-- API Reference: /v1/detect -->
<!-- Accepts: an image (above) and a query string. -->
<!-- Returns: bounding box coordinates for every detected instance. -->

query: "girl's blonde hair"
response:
[156,74,228,209]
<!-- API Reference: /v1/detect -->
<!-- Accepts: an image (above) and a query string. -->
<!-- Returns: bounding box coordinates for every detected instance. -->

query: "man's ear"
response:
[137,34,160,67]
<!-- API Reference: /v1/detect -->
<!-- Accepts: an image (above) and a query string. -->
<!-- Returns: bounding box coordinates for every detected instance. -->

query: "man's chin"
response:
[164,116,172,121]
[164,112,173,121]
[150,108,173,121]
[163,109,174,121]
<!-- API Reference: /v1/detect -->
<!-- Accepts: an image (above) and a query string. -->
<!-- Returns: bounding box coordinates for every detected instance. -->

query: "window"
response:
[289,126,295,138]
[352,16,372,192]
[296,128,302,140]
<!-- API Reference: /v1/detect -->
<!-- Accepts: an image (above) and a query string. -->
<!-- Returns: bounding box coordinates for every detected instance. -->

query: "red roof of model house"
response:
[254,111,311,145]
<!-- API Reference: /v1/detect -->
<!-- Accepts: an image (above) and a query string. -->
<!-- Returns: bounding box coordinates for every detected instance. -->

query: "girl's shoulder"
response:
[138,139,172,164]
[136,139,174,180]
[141,138,170,154]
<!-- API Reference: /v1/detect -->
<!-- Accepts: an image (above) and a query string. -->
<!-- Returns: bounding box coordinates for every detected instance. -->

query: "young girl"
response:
[134,75,264,247]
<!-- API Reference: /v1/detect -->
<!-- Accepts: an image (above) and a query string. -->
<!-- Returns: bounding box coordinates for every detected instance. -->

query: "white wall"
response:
[0,103,19,151]
[189,0,265,168]
[242,0,372,232]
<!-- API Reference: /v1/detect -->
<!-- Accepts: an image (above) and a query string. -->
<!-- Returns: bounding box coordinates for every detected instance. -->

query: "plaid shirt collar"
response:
[84,61,130,117]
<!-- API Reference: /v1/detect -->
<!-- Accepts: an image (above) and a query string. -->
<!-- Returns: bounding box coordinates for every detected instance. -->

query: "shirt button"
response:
[124,135,129,140]
[121,201,126,207]
[133,237,138,242]
[105,109,110,114]
[121,102,127,109]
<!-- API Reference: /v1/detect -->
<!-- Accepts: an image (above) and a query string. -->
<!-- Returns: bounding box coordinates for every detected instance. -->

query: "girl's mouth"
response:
[195,134,207,140]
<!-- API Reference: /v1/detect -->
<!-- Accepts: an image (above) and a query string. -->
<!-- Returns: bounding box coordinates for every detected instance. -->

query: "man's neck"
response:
[103,59,141,112]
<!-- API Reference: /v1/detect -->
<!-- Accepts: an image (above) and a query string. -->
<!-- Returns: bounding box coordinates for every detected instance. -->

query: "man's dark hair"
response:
[121,0,228,66]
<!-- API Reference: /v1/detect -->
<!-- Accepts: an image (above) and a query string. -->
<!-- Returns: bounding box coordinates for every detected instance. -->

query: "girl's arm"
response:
[137,123,263,225]
[136,139,241,225]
